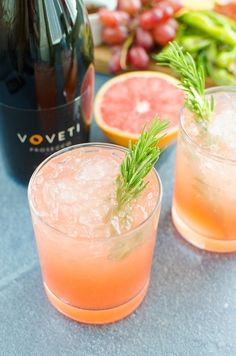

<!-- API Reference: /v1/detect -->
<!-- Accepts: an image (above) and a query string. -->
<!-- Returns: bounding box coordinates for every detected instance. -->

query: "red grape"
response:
[99,9,130,28]
[140,8,164,30]
[109,50,122,73]
[152,0,162,5]
[102,26,128,45]
[101,0,181,73]
[135,27,154,50]
[118,0,142,16]
[152,0,183,12]
[168,0,183,13]
[152,20,176,45]
[156,1,174,20]
[128,46,150,69]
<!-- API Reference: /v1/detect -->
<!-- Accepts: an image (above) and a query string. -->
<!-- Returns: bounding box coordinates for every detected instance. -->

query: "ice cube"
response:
[207,108,236,159]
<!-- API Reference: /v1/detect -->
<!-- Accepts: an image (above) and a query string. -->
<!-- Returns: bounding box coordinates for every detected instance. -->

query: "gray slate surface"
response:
[0,74,236,356]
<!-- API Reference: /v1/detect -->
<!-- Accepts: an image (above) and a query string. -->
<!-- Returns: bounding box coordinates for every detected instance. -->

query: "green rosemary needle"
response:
[116,117,168,210]
[155,42,214,122]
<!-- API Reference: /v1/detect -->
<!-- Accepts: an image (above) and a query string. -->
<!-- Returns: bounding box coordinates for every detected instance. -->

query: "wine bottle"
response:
[0,0,94,182]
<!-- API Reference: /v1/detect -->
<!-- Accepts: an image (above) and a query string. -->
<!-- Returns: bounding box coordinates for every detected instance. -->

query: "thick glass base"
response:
[44,280,149,324]
[172,205,236,253]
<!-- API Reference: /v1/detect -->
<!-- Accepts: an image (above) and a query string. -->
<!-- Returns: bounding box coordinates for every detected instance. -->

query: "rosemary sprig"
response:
[155,42,214,122]
[116,117,168,210]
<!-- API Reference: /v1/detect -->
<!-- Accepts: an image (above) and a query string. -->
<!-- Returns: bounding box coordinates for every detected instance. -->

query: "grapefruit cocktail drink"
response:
[172,87,236,252]
[28,142,162,324]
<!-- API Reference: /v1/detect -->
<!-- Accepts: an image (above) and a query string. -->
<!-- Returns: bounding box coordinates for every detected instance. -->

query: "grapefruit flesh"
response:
[95,71,184,148]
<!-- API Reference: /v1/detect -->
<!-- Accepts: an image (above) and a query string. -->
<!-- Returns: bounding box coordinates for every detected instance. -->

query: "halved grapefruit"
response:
[94,71,184,148]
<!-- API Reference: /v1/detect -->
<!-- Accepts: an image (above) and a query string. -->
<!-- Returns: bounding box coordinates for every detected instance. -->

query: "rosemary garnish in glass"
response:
[115,117,168,211]
[155,42,214,122]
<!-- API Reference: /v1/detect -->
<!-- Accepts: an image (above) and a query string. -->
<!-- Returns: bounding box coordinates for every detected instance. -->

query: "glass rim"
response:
[28,142,162,241]
[180,85,236,165]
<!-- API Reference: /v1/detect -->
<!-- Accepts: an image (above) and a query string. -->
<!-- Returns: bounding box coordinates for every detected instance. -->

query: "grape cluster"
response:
[99,0,183,73]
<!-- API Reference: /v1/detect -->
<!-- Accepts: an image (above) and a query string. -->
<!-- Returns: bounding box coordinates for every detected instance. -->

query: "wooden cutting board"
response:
[94,45,215,87]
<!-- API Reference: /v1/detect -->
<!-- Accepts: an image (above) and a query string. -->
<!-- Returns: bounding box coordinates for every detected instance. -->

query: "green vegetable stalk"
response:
[180,36,211,53]
[215,47,236,68]
[155,10,236,86]
[179,11,236,46]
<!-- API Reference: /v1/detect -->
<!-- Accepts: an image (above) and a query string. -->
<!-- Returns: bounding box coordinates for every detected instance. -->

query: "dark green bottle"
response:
[0,0,94,182]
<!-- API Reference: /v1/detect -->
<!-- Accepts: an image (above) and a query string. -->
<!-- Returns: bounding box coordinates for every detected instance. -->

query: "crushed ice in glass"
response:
[31,147,158,239]
[185,91,236,160]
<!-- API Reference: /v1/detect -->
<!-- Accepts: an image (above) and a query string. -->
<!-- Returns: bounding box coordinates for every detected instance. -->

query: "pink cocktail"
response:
[28,143,162,323]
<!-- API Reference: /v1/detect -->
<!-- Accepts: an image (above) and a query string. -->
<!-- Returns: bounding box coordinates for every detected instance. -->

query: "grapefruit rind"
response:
[94,71,181,148]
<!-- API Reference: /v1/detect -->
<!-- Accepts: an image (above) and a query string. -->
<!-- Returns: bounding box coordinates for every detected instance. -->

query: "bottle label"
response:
[0,95,90,181]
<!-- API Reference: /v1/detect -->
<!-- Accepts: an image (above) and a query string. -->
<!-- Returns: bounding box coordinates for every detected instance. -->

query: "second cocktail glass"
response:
[172,86,236,253]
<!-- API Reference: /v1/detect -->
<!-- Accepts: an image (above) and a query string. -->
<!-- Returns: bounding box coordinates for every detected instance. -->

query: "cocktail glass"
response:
[172,86,236,252]
[28,143,162,324]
